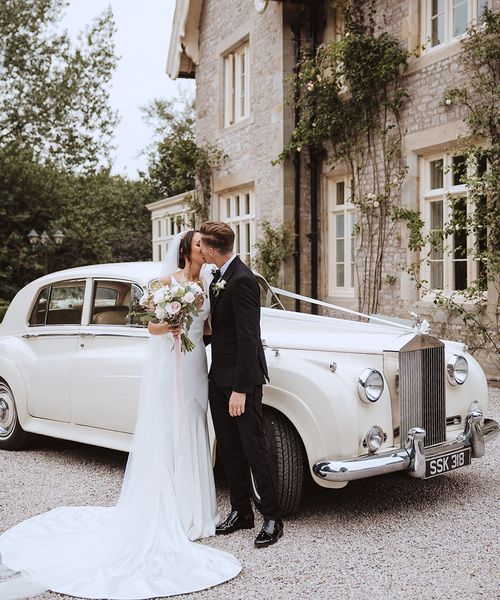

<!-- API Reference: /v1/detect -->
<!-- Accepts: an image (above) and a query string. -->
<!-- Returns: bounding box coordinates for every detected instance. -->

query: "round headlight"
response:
[358,368,384,403]
[447,355,468,385]
[364,425,385,453]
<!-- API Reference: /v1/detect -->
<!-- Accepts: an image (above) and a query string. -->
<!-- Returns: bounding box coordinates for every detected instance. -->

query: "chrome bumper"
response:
[313,411,499,482]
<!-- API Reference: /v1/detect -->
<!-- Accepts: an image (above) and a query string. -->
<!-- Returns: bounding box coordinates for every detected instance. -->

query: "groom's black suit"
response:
[209,255,281,521]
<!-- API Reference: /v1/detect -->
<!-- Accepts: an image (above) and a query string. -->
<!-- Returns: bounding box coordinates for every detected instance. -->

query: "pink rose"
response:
[166,301,181,315]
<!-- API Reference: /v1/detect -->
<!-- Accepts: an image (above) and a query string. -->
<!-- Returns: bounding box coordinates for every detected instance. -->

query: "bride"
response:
[0,230,241,599]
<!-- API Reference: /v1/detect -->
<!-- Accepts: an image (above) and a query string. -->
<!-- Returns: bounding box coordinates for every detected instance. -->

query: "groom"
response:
[199,221,283,548]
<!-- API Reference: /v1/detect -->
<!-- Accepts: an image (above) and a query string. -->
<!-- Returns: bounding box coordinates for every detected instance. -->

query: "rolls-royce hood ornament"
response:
[409,311,431,334]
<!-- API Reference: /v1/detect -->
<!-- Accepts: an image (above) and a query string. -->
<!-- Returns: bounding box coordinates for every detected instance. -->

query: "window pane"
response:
[245,193,250,215]
[234,224,240,253]
[430,201,443,260]
[453,197,467,259]
[336,239,345,262]
[478,0,488,22]
[430,159,444,189]
[431,262,443,289]
[245,222,251,254]
[157,220,161,237]
[454,261,467,290]
[29,287,49,325]
[336,181,345,205]
[235,195,240,217]
[430,0,445,47]
[158,244,162,261]
[452,155,466,185]
[240,51,246,118]
[336,263,345,287]
[453,0,468,37]
[226,197,231,218]
[336,214,345,238]
[430,200,443,229]
[47,282,85,325]
[92,281,135,326]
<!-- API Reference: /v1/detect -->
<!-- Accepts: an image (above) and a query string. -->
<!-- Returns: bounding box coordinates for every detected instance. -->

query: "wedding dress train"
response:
[0,270,240,599]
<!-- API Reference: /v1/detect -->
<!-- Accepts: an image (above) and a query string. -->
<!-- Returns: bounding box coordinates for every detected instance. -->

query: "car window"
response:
[29,286,50,325]
[255,275,284,310]
[29,282,85,326]
[91,280,144,327]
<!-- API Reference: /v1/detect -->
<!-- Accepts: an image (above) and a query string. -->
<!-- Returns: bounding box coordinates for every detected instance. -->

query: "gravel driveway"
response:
[1,387,499,600]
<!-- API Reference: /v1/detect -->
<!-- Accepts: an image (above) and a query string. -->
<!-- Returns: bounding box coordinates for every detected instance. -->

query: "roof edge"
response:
[166,0,202,79]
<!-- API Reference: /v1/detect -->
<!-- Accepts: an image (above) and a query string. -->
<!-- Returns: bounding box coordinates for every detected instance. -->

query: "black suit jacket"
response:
[209,256,269,394]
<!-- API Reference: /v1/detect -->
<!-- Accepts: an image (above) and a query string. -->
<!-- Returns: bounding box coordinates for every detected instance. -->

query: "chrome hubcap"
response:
[0,388,15,438]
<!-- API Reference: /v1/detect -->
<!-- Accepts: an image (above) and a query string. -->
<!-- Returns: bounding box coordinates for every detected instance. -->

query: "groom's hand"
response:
[229,391,246,417]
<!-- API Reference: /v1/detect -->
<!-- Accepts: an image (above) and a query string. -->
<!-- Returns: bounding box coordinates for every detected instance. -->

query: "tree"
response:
[0,0,118,171]
[142,96,226,223]
[141,97,197,198]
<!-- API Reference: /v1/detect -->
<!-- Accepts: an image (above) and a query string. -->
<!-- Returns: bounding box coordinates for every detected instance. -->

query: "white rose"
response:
[183,291,195,303]
[166,301,182,315]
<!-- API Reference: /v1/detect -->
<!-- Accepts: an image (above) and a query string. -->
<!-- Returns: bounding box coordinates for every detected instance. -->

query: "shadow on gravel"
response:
[293,469,490,522]
[20,435,128,470]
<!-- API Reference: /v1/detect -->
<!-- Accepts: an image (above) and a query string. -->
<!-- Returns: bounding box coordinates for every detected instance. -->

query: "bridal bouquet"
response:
[138,279,205,352]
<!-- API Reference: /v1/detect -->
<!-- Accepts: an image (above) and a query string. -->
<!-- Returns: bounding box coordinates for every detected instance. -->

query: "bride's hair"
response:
[178,229,197,268]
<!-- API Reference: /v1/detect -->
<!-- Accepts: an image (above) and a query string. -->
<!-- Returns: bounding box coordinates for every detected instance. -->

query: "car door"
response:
[21,279,85,422]
[70,279,148,433]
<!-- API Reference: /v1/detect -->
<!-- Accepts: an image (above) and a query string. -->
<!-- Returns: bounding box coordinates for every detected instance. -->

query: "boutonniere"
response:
[212,280,226,297]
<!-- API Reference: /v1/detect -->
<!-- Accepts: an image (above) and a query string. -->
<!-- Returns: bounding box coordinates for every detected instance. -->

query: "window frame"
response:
[222,41,250,128]
[422,0,490,50]
[328,177,357,297]
[28,280,86,327]
[420,152,483,295]
[219,188,255,266]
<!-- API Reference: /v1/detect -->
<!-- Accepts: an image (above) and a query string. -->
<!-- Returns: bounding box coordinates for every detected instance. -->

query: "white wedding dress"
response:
[0,257,241,599]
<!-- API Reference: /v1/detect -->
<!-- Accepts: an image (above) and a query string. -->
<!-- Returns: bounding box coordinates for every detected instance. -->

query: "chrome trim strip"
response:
[313,412,499,482]
[80,332,149,339]
[22,332,80,338]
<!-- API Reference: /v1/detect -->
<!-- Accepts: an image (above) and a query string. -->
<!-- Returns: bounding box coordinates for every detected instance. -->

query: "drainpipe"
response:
[309,1,319,314]
[292,15,302,312]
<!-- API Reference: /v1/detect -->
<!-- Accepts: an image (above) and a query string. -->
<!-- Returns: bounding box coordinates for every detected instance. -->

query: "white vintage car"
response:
[0,263,498,516]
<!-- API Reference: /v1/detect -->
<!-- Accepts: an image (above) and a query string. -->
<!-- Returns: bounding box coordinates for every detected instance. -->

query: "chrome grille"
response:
[399,334,446,447]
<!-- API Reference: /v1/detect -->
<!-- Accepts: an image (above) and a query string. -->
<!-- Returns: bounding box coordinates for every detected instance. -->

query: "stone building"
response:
[153,0,499,375]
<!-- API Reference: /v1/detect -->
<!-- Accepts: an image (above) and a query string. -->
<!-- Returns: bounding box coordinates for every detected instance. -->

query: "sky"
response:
[61,0,194,178]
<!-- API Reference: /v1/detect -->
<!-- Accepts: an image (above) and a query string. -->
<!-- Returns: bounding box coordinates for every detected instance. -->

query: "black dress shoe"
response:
[254,519,284,548]
[216,510,255,535]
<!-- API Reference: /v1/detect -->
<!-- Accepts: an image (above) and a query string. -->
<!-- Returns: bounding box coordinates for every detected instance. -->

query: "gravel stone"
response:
[1,387,499,600]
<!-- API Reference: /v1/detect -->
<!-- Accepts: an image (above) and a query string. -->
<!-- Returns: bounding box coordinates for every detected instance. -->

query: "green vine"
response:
[253,221,295,287]
[403,10,500,362]
[277,0,409,314]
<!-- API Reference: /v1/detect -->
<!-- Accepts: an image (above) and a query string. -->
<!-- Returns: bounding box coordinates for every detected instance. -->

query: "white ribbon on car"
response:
[270,286,419,333]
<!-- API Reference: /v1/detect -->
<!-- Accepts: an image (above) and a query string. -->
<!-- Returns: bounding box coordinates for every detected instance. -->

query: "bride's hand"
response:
[148,322,181,337]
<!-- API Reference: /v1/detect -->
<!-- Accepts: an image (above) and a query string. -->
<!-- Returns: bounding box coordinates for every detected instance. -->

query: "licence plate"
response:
[425,447,471,478]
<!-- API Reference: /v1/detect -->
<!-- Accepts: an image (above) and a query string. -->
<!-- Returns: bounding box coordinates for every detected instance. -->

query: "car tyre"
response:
[252,406,306,517]
[0,381,29,450]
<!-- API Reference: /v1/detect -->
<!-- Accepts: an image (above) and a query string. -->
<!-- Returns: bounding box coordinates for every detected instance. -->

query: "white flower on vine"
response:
[316,74,322,82]
[445,98,452,106]
[366,192,377,200]
[306,81,314,92]
[373,201,380,208]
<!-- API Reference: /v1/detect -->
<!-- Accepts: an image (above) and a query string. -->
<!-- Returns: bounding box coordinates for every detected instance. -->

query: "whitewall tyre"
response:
[0,381,29,450]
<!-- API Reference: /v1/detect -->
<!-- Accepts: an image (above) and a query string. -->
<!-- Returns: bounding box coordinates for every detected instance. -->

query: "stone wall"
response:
[193,0,499,375]
[196,0,286,227]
